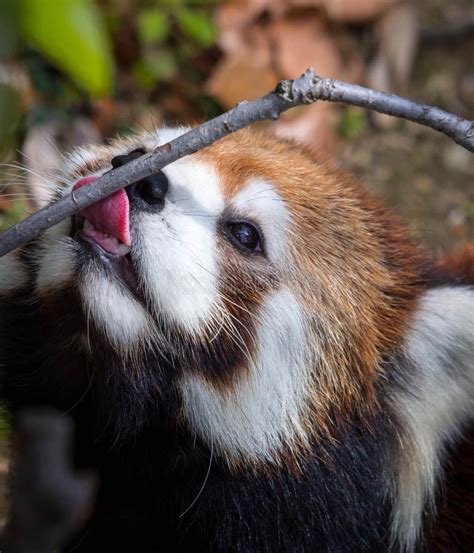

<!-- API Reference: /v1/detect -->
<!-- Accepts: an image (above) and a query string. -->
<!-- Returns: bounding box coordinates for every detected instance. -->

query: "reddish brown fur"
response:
[198,130,428,428]
[435,243,474,285]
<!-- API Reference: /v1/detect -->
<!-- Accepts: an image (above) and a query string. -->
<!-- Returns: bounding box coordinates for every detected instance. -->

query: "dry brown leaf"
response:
[269,14,341,78]
[91,97,118,137]
[216,0,394,24]
[270,13,363,152]
[368,2,418,128]
[321,0,396,23]
[206,53,278,108]
[375,3,418,89]
[273,102,338,153]
[0,195,12,212]
[211,0,373,152]
[216,0,272,54]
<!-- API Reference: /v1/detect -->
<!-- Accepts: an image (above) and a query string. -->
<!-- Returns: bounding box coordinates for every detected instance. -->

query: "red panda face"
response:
[17,128,309,464]
[1,127,473,552]
[0,128,425,465]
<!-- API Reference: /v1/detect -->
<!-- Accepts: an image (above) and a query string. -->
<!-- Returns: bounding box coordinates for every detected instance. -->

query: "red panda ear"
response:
[390,285,474,550]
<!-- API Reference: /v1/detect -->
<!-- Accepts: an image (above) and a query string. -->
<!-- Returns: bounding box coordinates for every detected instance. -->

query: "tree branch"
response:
[0,410,96,553]
[0,68,472,257]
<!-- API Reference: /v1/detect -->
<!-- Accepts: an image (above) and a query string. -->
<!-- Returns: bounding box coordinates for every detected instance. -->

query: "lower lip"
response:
[77,232,140,296]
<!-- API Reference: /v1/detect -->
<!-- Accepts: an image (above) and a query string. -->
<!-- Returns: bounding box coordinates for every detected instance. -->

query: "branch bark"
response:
[0,68,472,257]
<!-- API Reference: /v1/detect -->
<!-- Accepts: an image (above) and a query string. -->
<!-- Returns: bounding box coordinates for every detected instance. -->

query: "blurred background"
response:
[0,0,473,247]
[0,0,473,523]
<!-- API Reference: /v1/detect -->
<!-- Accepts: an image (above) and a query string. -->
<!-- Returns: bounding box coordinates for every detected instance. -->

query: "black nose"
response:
[110,151,169,212]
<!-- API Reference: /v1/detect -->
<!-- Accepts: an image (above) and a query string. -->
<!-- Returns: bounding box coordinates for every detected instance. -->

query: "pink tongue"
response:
[73,176,131,247]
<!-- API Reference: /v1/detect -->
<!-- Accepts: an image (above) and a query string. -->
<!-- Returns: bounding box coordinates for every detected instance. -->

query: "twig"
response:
[0,410,96,553]
[0,68,472,257]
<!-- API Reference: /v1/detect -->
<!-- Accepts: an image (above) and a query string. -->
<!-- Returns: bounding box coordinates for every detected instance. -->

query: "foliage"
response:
[20,0,114,96]
[337,108,366,139]
[0,1,218,149]
[0,0,219,228]
[0,201,28,233]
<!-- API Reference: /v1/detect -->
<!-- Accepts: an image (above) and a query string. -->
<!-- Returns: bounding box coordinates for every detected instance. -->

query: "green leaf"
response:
[337,108,366,140]
[137,8,169,46]
[0,84,21,152]
[134,48,177,89]
[0,2,19,59]
[19,0,114,96]
[0,200,28,233]
[133,59,156,90]
[176,8,215,48]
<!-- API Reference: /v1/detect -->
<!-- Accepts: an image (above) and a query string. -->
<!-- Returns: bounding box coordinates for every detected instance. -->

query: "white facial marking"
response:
[136,157,224,333]
[63,147,105,177]
[81,271,149,351]
[36,220,76,292]
[392,286,474,551]
[36,238,77,292]
[144,126,190,149]
[181,288,308,464]
[0,253,28,293]
[43,218,73,240]
[231,179,290,264]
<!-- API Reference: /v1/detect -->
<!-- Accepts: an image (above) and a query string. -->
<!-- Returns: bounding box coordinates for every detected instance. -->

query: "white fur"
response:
[38,129,295,352]
[0,253,27,293]
[135,157,224,333]
[36,238,77,292]
[392,286,474,550]
[63,148,105,178]
[81,271,149,351]
[63,127,190,185]
[231,179,291,264]
[181,288,309,463]
[145,126,189,149]
[42,218,72,241]
[36,220,76,291]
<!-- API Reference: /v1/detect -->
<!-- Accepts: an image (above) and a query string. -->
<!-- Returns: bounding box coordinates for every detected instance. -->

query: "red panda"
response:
[0,127,473,552]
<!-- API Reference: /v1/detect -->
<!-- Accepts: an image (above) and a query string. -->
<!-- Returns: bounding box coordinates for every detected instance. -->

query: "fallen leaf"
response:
[269,13,341,79]
[320,0,396,23]
[367,3,419,128]
[0,195,12,212]
[274,102,338,153]
[206,52,278,108]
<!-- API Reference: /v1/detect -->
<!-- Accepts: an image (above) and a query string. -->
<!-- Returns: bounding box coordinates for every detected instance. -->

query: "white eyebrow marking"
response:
[181,287,308,464]
[231,179,290,263]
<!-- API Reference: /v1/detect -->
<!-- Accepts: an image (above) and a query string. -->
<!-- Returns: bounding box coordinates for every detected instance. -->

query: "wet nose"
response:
[110,152,169,212]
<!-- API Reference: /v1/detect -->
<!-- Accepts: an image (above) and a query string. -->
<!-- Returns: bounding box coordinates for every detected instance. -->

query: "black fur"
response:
[0,278,397,552]
[1,238,472,552]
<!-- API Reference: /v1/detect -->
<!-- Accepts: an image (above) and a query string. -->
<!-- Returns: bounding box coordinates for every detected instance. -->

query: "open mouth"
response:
[71,176,140,296]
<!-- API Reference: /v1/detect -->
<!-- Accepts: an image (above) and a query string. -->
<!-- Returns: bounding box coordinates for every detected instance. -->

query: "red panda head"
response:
[1,128,427,464]
[1,127,473,552]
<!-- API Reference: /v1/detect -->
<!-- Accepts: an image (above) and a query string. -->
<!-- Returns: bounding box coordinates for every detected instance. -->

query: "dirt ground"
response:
[340,1,473,252]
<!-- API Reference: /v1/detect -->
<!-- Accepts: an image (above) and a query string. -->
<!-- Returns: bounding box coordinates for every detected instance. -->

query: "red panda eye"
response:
[225,221,263,254]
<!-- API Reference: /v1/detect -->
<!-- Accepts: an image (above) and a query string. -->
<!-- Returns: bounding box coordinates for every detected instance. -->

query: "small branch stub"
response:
[0,68,472,257]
